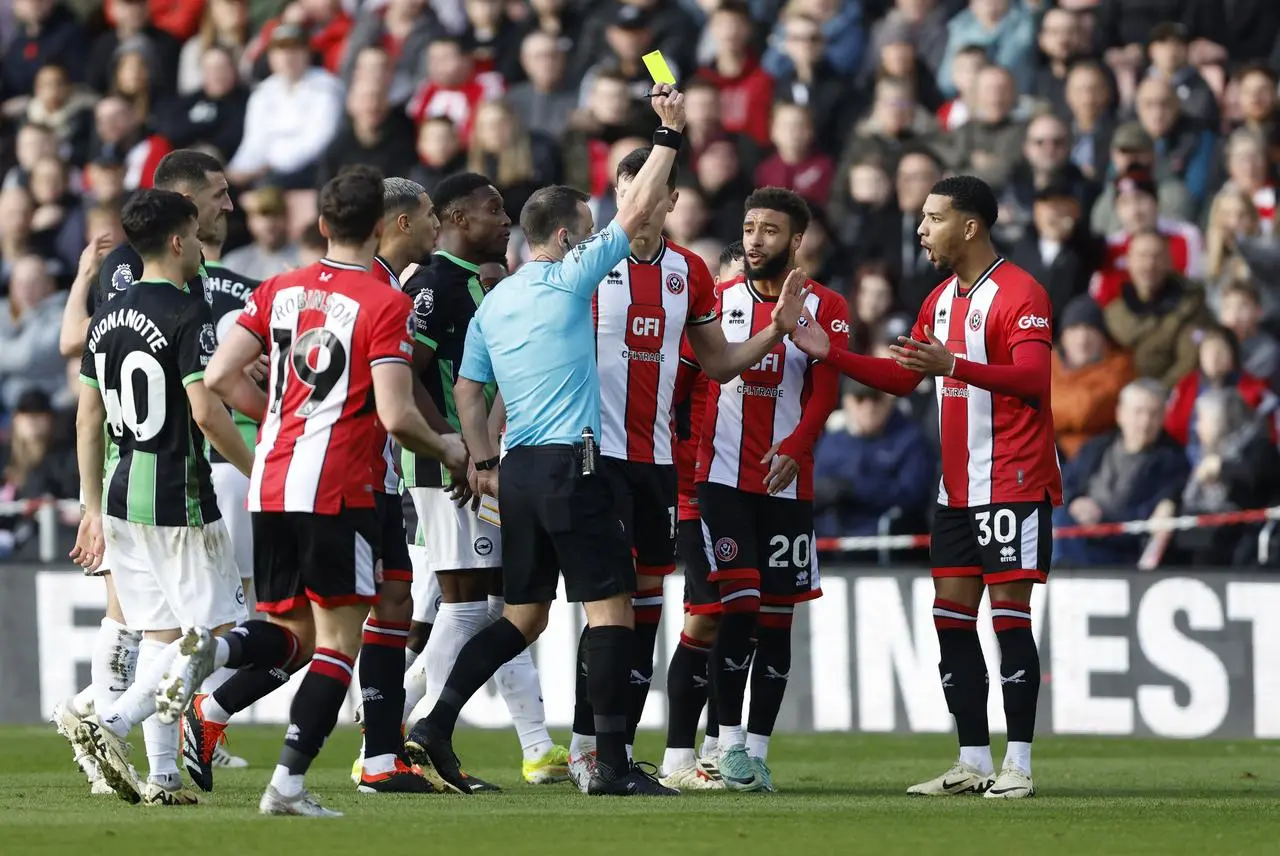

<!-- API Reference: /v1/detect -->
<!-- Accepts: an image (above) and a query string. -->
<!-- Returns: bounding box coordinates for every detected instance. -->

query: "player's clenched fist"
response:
[650,83,686,131]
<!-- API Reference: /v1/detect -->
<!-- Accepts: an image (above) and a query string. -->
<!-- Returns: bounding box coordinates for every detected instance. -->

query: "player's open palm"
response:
[890,326,956,376]
[651,84,686,131]
[771,268,810,334]
[70,513,105,573]
[761,442,800,495]
[789,309,830,360]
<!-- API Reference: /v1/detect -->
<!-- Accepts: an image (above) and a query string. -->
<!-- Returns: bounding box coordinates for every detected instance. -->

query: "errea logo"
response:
[999,546,1017,562]
[1018,314,1050,330]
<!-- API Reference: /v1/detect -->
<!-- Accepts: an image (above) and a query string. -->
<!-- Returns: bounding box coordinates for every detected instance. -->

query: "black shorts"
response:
[375,491,412,584]
[696,481,820,606]
[600,457,677,575]
[678,519,719,614]
[930,500,1053,584]
[252,506,382,614]
[499,445,635,605]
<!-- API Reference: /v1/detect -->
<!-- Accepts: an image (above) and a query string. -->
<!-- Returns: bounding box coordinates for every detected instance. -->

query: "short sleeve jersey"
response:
[401,250,496,488]
[913,258,1062,507]
[237,258,415,514]
[202,260,261,459]
[79,280,221,527]
[592,238,718,465]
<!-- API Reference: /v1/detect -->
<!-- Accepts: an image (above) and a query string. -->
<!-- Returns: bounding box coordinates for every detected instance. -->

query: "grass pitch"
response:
[1,726,1277,856]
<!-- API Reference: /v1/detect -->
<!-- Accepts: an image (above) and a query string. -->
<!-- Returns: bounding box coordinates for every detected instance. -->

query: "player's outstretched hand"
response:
[889,326,957,376]
[788,309,830,360]
[70,513,105,573]
[651,83,686,131]
[761,442,799,496]
[770,268,811,334]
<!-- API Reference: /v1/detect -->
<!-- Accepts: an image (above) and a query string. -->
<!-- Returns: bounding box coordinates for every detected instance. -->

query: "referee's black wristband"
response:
[652,126,683,151]
[474,456,500,471]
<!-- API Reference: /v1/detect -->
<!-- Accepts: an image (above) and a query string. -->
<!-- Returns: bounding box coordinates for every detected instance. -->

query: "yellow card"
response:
[642,50,677,85]
[478,494,501,528]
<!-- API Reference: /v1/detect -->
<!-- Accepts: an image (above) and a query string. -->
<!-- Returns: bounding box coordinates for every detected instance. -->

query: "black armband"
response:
[474,456,500,471]
[652,126,683,150]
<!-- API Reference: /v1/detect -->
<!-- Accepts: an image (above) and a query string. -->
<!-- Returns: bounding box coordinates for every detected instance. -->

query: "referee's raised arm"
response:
[611,84,687,239]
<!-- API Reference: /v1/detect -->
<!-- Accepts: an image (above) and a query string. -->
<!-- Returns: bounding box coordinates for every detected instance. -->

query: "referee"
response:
[404,84,687,797]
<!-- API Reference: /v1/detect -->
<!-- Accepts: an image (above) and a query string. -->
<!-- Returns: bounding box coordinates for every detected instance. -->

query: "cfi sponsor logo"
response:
[714,537,738,562]
[665,272,685,294]
[1018,314,1050,330]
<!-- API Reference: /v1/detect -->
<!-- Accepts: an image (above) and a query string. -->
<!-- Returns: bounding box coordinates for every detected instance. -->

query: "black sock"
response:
[424,618,527,739]
[711,609,757,731]
[704,696,719,740]
[992,600,1041,744]
[933,598,990,749]
[625,587,663,745]
[586,624,633,780]
[746,623,791,738]
[212,665,295,715]
[360,619,409,760]
[276,647,354,776]
[665,633,711,750]
[223,620,299,669]
[572,624,595,737]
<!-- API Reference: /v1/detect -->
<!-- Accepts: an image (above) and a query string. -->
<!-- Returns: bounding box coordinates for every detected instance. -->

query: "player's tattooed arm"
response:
[71,386,107,572]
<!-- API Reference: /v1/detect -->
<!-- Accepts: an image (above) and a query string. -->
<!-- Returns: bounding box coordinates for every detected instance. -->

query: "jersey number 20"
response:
[95,352,166,442]
[270,327,348,417]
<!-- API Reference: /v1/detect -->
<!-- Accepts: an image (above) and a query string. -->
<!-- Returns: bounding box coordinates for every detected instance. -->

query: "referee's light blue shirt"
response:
[459,220,630,449]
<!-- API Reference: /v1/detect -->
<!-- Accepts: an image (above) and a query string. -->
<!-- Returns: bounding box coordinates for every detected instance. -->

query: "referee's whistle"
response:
[581,427,596,477]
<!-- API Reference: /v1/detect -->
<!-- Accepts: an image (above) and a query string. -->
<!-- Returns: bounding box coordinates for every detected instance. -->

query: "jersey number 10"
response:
[96,352,166,442]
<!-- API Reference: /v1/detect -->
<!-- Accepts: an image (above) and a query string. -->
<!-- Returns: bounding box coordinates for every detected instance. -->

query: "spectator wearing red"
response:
[935,44,985,133]
[1091,165,1203,307]
[1089,121,1195,236]
[248,0,353,77]
[89,94,172,190]
[339,0,445,108]
[1220,129,1276,234]
[1163,325,1276,450]
[560,71,646,199]
[753,102,833,208]
[406,36,505,145]
[464,0,525,84]
[106,0,207,43]
[696,1,773,147]
[1051,295,1135,460]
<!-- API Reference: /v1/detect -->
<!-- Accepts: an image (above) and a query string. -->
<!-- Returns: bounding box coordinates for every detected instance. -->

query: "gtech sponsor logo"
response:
[1018,314,1050,330]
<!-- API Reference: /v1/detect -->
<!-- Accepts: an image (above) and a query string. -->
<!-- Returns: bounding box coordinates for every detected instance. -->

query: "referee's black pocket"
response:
[541,494,573,534]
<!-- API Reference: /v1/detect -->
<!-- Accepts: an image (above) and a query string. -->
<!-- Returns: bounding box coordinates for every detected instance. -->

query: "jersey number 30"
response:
[96,352,166,442]
[270,327,347,417]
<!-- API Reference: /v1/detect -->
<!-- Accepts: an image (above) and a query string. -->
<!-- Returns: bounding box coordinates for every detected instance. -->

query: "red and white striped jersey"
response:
[238,258,415,514]
[696,278,848,501]
[368,256,403,494]
[916,259,1062,508]
[676,340,711,521]
[593,239,718,465]
[1090,217,1204,306]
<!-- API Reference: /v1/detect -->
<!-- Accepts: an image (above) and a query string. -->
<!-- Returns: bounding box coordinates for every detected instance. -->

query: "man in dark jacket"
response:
[1054,378,1190,566]
[813,380,936,540]
[1005,175,1102,324]
[1,1,88,105]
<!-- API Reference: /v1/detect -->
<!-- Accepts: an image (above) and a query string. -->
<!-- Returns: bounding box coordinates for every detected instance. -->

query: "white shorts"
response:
[211,463,253,581]
[105,516,248,632]
[409,543,441,624]
[409,486,501,573]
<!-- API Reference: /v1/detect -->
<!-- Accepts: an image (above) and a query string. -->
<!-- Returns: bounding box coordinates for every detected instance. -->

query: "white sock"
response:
[72,686,96,716]
[143,712,180,778]
[960,745,994,776]
[200,666,235,696]
[402,652,428,724]
[408,601,490,725]
[1003,741,1032,776]
[663,747,696,774]
[405,647,420,672]
[570,733,596,757]
[90,618,139,715]
[486,595,505,624]
[363,753,397,776]
[701,735,719,756]
[270,764,304,797]
[745,732,770,761]
[720,724,745,748]
[201,692,232,725]
[100,638,177,737]
[492,601,553,760]
[626,744,633,762]
[212,636,230,669]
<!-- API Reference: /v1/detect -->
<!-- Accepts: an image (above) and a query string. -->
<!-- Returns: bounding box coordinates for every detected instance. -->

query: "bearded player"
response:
[691,188,847,793]
[790,175,1058,799]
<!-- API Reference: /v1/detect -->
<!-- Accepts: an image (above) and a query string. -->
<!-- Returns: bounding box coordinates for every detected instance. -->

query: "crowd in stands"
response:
[3,0,1280,567]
